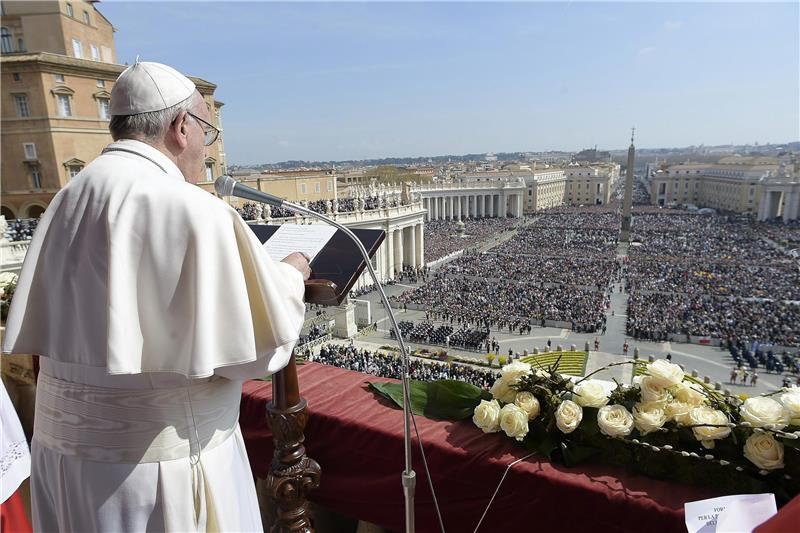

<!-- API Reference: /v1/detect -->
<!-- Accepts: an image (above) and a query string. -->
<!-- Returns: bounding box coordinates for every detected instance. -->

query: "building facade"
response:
[203,170,338,207]
[1,1,225,219]
[648,157,780,214]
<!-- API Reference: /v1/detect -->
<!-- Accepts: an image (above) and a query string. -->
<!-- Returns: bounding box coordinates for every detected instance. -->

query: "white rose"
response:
[490,377,517,404]
[573,380,610,408]
[689,406,731,445]
[647,359,685,388]
[501,361,533,384]
[514,392,541,421]
[779,391,800,426]
[671,382,707,407]
[633,402,668,435]
[744,433,785,471]
[664,401,692,425]
[740,397,789,429]
[499,403,530,441]
[597,405,634,437]
[639,376,670,404]
[555,400,583,434]
[473,399,502,433]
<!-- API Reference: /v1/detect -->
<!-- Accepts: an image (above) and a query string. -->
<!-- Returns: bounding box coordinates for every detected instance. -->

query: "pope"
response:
[2,60,310,532]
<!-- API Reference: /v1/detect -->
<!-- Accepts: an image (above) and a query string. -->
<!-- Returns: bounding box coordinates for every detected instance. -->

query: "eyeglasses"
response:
[186,111,221,146]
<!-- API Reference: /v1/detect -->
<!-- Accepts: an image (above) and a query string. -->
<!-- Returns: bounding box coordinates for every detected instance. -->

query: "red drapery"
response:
[240,363,730,532]
[0,488,32,533]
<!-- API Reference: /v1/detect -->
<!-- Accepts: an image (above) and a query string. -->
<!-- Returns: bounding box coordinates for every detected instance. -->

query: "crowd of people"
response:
[626,212,800,347]
[423,218,519,262]
[299,323,330,346]
[492,226,618,259]
[394,320,490,351]
[392,274,608,333]
[441,250,618,290]
[3,218,39,242]
[235,195,388,220]
[308,343,499,389]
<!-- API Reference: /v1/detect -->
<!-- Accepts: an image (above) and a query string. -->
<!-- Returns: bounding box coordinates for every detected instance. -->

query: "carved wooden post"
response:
[266,353,321,532]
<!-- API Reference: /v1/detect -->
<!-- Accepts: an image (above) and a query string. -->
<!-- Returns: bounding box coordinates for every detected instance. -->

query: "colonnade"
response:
[369,222,425,281]
[421,193,524,221]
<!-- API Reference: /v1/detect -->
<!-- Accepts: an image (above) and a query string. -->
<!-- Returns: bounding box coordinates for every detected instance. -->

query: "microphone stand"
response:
[224,184,417,533]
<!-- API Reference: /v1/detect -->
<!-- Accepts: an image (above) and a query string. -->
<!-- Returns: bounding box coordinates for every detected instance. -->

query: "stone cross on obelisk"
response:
[620,127,635,242]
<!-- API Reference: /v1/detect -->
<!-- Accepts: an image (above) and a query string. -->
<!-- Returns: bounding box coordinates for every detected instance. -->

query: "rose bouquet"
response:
[369,357,800,501]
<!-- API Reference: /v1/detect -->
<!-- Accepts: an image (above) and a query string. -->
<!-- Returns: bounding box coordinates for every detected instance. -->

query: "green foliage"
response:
[0,278,17,322]
[486,353,496,366]
[368,379,490,421]
[497,355,507,366]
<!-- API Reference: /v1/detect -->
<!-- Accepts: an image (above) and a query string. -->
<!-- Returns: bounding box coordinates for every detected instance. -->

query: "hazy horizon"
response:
[101,1,800,165]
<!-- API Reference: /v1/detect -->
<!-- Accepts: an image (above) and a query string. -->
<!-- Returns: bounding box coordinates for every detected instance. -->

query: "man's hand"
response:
[281,252,311,281]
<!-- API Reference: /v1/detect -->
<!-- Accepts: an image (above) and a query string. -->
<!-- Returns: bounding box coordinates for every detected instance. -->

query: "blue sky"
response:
[100,1,799,164]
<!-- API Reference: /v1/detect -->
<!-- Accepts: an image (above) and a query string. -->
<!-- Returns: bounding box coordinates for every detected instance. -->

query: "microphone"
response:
[214,175,285,208]
[214,174,426,533]
[214,176,284,207]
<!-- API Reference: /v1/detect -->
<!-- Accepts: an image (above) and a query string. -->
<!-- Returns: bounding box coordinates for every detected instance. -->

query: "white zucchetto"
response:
[110,59,196,115]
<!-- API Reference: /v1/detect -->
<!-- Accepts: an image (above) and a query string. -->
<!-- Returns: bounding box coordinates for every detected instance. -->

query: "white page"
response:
[685,493,776,533]
[262,224,337,263]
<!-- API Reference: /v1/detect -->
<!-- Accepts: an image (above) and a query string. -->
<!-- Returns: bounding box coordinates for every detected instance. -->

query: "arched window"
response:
[27,205,46,219]
[1,28,12,54]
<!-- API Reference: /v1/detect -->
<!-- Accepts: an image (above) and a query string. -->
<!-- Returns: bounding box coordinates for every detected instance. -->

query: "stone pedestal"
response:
[353,299,371,327]
[333,302,357,338]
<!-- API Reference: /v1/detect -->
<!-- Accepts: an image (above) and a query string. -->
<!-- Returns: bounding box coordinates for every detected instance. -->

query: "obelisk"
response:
[620,128,635,242]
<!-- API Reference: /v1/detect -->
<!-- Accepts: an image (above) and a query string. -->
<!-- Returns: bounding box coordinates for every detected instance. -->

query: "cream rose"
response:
[779,390,800,426]
[740,397,789,429]
[664,401,692,425]
[490,377,517,404]
[639,376,670,404]
[671,382,707,407]
[514,392,541,421]
[744,433,785,470]
[633,402,668,435]
[499,403,530,441]
[597,405,634,437]
[689,406,731,445]
[473,399,502,433]
[501,361,532,384]
[647,359,685,388]
[573,380,610,408]
[555,400,583,434]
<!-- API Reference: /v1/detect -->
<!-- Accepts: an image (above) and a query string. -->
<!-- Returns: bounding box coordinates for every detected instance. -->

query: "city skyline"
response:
[100,1,799,164]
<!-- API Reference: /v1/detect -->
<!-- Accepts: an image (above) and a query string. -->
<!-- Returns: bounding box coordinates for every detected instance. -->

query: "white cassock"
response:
[1,378,31,503]
[2,139,307,532]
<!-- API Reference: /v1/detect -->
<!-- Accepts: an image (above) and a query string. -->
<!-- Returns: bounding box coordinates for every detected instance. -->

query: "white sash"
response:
[34,373,240,464]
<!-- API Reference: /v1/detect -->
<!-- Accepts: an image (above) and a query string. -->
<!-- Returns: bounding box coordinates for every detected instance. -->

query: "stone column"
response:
[406,225,416,269]
[472,195,477,217]
[758,192,768,222]
[415,223,424,266]
[386,229,395,280]
[394,229,404,274]
[455,195,462,220]
[488,194,494,217]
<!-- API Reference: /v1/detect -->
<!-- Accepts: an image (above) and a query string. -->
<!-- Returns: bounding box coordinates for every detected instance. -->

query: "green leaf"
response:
[368,379,486,421]
[368,381,429,417]
[578,407,600,436]
[424,380,486,420]
[523,422,559,458]
[561,441,602,467]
